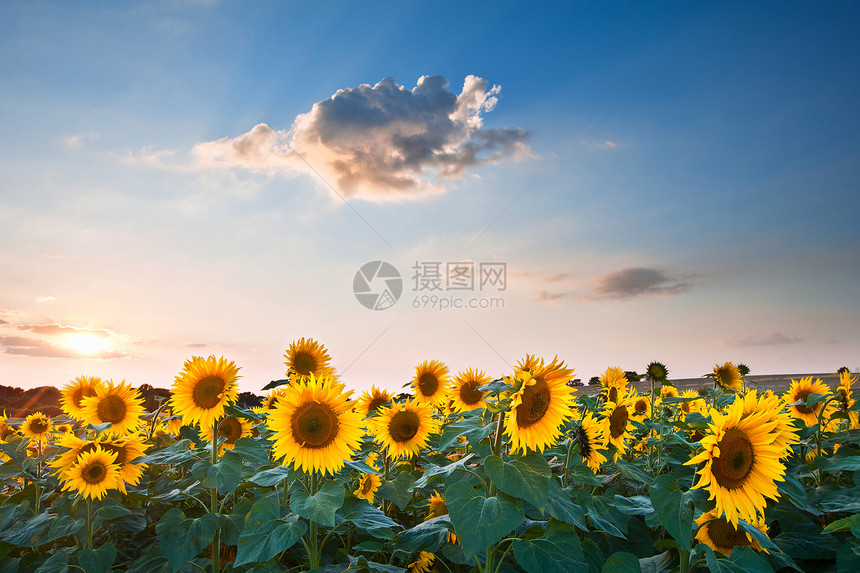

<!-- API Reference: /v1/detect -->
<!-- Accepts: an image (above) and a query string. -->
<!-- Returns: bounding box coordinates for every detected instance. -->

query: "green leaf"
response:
[347,555,407,573]
[379,470,417,510]
[736,520,779,554]
[601,552,642,573]
[137,439,198,465]
[123,544,172,573]
[439,416,495,452]
[261,378,290,391]
[727,546,775,573]
[650,474,692,549]
[615,460,655,485]
[400,515,451,553]
[694,543,742,573]
[485,454,551,511]
[409,455,475,491]
[826,456,860,472]
[837,542,860,572]
[478,379,510,394]
[34,551,69,573]
[207,451,243,493]
[78,543,116,573]
[0,502,28,532]
[639,551,674,573]
[584,497,627,538]
[513,521,585,573]
[93,498,132,526]
[155,508,218,573]
[235,497,307,567]
[821,513,860,536]
[545,480,587,530]
[2,511,55,547]
[567,463,603,487]
[44,515,85,544]
[248,465,296,487]
[340,497,400,539]
[229,438,270,466]
[290,480,345,528]
[444,480,524,559]
[613,495,655,518]
[345,459,381,475]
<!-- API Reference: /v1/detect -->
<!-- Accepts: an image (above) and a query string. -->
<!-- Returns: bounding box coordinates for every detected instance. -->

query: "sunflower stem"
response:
[210,418,221,573]
[308,471,321,570]
[86,497,93,549]
[563,437,575,488]
[492,411,506,457]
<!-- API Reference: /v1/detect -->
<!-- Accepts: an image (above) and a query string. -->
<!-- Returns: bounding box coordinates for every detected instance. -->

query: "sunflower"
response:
[60,376,104,420]
[505,357,576,454]
[171,356,240,429]
[283,337,336,381]
[425,490,457,543]
[685,396,786,527]
[268,374,362,476]
[54,423,74,436]
[679,389,705,417]
[695,509,768,555]
[515,354,542,374]
[412,360,451,407]
[0,412,14,440]
[51,434,148,493]
[629,393,652,420]
[713,362,742,392]
[200,416,253,452]
[573,412,608,472]
[601,398,634,459]
[600,366,629,404]
[80,380,145,436]
[61,445,122,500]
[785,377,833,427]
[371,399,439,461]
[408,551,435,573]
[356,386,394,418]
[646,361,669,382]
[740,390,798,458]
[836,370,859,429]
[21,412,52,443]
[450,368,490,412]
[354,473,382,503]
[261,389,287,412]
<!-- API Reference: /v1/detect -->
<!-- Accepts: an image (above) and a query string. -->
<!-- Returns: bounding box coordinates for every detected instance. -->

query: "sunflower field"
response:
[1,339,859,573]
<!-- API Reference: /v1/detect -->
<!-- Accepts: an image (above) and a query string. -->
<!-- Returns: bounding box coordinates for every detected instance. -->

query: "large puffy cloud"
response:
[192,75,529,200]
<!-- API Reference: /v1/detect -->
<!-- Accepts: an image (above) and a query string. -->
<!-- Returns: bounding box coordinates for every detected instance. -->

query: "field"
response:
[1,353,859,573]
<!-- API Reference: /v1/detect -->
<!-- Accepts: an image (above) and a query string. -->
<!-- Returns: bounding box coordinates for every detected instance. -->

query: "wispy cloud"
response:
[18,324,114,338]
[723,332,803,348]
[189,75,529,200]
[63,132,100,151]
[35,296,56,304]
[534,290,568,304]
[589,267,692,300]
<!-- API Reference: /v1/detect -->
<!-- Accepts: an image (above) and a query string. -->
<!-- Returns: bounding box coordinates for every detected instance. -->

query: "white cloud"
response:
[35,296,56,303]
[190,75,529,200]
[63,132,100,150]
[723,332,803,348]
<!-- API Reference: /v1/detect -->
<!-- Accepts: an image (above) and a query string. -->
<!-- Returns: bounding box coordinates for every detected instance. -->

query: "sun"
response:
[63,332,109,355]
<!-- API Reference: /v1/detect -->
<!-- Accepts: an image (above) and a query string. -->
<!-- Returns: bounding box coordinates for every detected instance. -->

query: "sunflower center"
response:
[367,396,388,413]
[460,381,484,405]
[682,402,691,414]
[418,373,439,397]
[291,402,339,448]
[793,388,814,414]
[73,385,97,408]
[360,476,374,495]
[608,405,628,439]
[97,396,127,424]
[101,443,128,464]
[192,376,226,409]
[292,352,317,376]
[608,387,618,403]
[635,399,648,414]
[83,462,107,484]
[429,499,449,517]
[390,411,420,443]
[29,418,49,434]
[219,417,242,443]
[707,517,751,550]
[574,425,592,458]
[712,428,755,490]
[516,379,551,428]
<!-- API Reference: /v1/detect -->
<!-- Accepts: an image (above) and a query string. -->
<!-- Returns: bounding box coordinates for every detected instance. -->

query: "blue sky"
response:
[2,1,859,393]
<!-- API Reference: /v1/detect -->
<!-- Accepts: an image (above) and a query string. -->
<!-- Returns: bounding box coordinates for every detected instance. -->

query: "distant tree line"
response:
[0,384,263,418]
